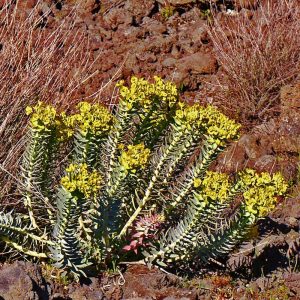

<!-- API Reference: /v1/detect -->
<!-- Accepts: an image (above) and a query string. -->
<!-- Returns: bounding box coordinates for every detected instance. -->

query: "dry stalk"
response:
[207,0,300,124]
[0,0,103,200]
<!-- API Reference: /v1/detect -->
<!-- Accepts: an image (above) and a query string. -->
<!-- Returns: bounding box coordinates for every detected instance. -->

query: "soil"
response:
[0,0,299,299]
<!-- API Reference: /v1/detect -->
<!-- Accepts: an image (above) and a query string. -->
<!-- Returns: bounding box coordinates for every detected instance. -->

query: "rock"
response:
[124,53,141,75]
[283,273,300,296]
[75,0,99,11]
[279,81,300,135]
[103,8,132,30]
[176,37,194,54]
[145,35,175,55]
[39,2,52,15]
[0,261,48,300]
[189,20,208,43]
[171,70,187,85]
[142,17,167,35]
[238,134,262,159]
[254,154,276,171]
[162,57,177,67]
[171,44,180,58]
[178,52,217,74]
[122,265,197,300]
[271,197,300,222]
[90,36,103,51]
[124,0,156,24]
[280,81,300,111]
[215,142,247,173]
[68,278,104,300]
[136,52,157,63]
[272,136,300,153]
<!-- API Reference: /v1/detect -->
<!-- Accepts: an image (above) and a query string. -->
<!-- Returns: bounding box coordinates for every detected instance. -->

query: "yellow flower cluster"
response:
[174,102,241,145]
[26,102,57,132]
[73,102,114,136]
[194,171,230,204]
[117,76,178,112]
[26,101,113,139]
[174,102,205,130]
[203,105,241,144]
[55,112,77,141]
[239,169,288,218]
[119,143,151,174]
[61,163,102,198]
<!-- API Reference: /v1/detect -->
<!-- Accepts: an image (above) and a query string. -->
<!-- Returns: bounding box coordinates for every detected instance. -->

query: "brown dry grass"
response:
[0,0,104,201]
[207,0,300,125]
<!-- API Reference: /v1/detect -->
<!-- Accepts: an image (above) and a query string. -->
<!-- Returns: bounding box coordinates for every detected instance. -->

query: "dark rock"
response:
[69,277,104,300]
[124,0,156,24]
[122,265,197,299]
[0,261,48,300]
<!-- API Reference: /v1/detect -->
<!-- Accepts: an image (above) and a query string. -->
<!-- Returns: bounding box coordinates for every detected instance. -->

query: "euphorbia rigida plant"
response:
[0,76,287,279]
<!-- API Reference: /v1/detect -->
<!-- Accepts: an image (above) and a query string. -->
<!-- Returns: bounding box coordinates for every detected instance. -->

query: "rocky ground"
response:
[0,0,299,299]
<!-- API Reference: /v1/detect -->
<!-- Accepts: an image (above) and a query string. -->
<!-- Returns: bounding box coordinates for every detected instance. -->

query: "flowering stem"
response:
[118,127,186,238]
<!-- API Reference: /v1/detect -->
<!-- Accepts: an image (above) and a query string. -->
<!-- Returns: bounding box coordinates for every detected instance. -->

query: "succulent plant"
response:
[0,77,287,279]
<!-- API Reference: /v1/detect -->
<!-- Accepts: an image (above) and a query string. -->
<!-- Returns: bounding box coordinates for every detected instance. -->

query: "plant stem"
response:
[118,127,186,238]
[1,236,48,258]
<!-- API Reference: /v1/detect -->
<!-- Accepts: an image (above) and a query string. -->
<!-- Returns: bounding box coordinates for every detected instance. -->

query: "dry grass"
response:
[207,0,300,125]
[0,0,104,201]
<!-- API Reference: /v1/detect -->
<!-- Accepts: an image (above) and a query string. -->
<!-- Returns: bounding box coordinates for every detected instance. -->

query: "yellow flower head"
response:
[239,169,288,218]
[61,163,102,198]
[26,102,57,132]
[117,76,178,114]
[174,102,207,130]
[174,103,240,144]
[202,105,241,144]
[195,171,230,204]
[73,102,114,136]
[193,178,202,188]
[55,112,77,141]
[119,143,151,174]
